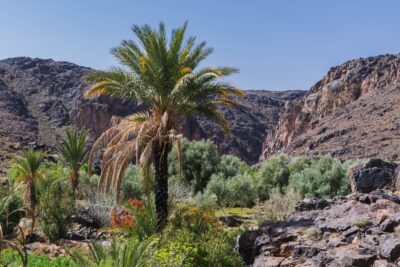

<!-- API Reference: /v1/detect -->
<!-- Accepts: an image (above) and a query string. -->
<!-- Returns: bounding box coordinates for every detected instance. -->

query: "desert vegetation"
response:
[0,22,359,267]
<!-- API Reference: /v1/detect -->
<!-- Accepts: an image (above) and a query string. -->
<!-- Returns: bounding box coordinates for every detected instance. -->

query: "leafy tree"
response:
[255,155,290,201]
[288,155,351,198]
[13,150,44,236]
[169,138,220,192]
[85,22,241,228]
[57,128,89,192]
[217,154,249,179]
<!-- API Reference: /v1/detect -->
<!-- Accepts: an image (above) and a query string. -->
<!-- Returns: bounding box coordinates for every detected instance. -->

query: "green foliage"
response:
[288,155,351,198]
[0,184,24,237]
[37,175,75,241]
[201,172,257,208]
[69,238,155,267]
[121,165,152,201]
[226,174,257,207]
[57,128,88,191]
[0,249,74,267]
[255,155,290,201]
[169,138,220,192]
[124,195,158,241]
[152,228,244,267]
[217,155,250,179]
[169,206,218,235]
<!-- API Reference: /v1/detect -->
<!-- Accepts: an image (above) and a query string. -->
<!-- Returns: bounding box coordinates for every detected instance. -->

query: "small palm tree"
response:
[85,22,242,228]
[57,128,89,192]
[13,150,44,236]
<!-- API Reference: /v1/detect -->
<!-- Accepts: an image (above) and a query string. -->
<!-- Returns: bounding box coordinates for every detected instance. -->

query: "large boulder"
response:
[348,159,399,193]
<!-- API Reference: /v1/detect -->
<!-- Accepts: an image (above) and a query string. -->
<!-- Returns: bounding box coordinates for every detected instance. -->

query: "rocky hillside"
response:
[0,57,304,174]
[239,159,400,266]
[260,54,400,162]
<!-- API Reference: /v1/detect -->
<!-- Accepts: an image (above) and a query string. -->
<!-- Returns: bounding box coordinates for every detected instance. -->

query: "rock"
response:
[349,159,398,193]
[72,207,102,229]
[0,57,305,167]
[295,198,331,211]
[237,230,260,265]
[379,218,399,232]
[238,190,400,266]
[379,235,400,262]
[373,259,398,267]
[252,256,292,267]
[260,54,400,163]
[219,216,243,227]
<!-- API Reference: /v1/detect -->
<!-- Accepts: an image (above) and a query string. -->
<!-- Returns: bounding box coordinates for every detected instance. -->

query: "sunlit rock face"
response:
[261,54,400,162]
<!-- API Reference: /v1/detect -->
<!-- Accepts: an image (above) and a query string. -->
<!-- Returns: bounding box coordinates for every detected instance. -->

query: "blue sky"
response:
[0,1,399,90]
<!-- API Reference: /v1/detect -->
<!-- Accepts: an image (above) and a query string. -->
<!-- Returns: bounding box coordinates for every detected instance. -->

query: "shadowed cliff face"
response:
[0,57,304,173]
[261,54,400,162]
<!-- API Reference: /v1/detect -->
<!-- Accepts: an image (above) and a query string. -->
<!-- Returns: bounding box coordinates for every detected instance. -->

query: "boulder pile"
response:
[239,159,400,266]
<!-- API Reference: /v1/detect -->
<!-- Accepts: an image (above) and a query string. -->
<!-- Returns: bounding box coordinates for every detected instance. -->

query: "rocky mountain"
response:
[260,54,400,163]
[0,57,304,174]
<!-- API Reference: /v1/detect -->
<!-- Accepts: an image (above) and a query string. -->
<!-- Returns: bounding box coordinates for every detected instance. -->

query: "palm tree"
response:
[85,22,242,228]
[13,150,44,236]
[57,128,89,192]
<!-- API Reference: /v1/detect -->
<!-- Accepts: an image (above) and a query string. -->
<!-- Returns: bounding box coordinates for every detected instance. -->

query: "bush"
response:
[0,185,24,237]
[226,174,257,207]
[255,155,290,200]
[121,164,151,201]
[217,155,249,179]
[288,155,351,198]
[124,195,158,241]
[259,188,302,222]
[201,174,229,206]
[37,176,75,241]
[169,138,220,192]
[201,173,257,208]
[69,238,155,267]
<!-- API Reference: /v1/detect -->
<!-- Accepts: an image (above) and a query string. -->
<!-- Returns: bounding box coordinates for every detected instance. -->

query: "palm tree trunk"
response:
[70,168,79,193]
[29,181,36,237]
[153,141,172,229]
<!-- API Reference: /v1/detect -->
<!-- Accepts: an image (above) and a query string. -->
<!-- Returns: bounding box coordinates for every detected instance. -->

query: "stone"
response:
[252,256,291,267]
[379,235,400,262]
[349,159,398,193]
[295,198,331,211]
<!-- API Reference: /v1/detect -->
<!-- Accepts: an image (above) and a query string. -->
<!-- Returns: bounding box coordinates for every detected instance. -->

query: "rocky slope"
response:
[0,57,304,174]
[238,159,400,266]
[260,54,400,162]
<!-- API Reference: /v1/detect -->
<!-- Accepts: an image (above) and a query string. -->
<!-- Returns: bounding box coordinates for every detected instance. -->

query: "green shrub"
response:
[0,184,24,237]
[201,173,256,208]
[169,206,218,235]
[226,174,257,207]
[121,164,150,201]
[169,138,220,192]
[153,228,244,267]
[37,176,75,241]
[217,155,249,179]
[288,155,351,198]
[201,173,229,206]
[69,238,155,267]
[255,155,290,200]
[124,195,158,241]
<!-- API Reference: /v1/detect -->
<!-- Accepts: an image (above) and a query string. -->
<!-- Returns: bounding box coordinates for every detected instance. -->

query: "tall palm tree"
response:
[13,150,44,236]
[85,22,242,228]
[57,128,89,192]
